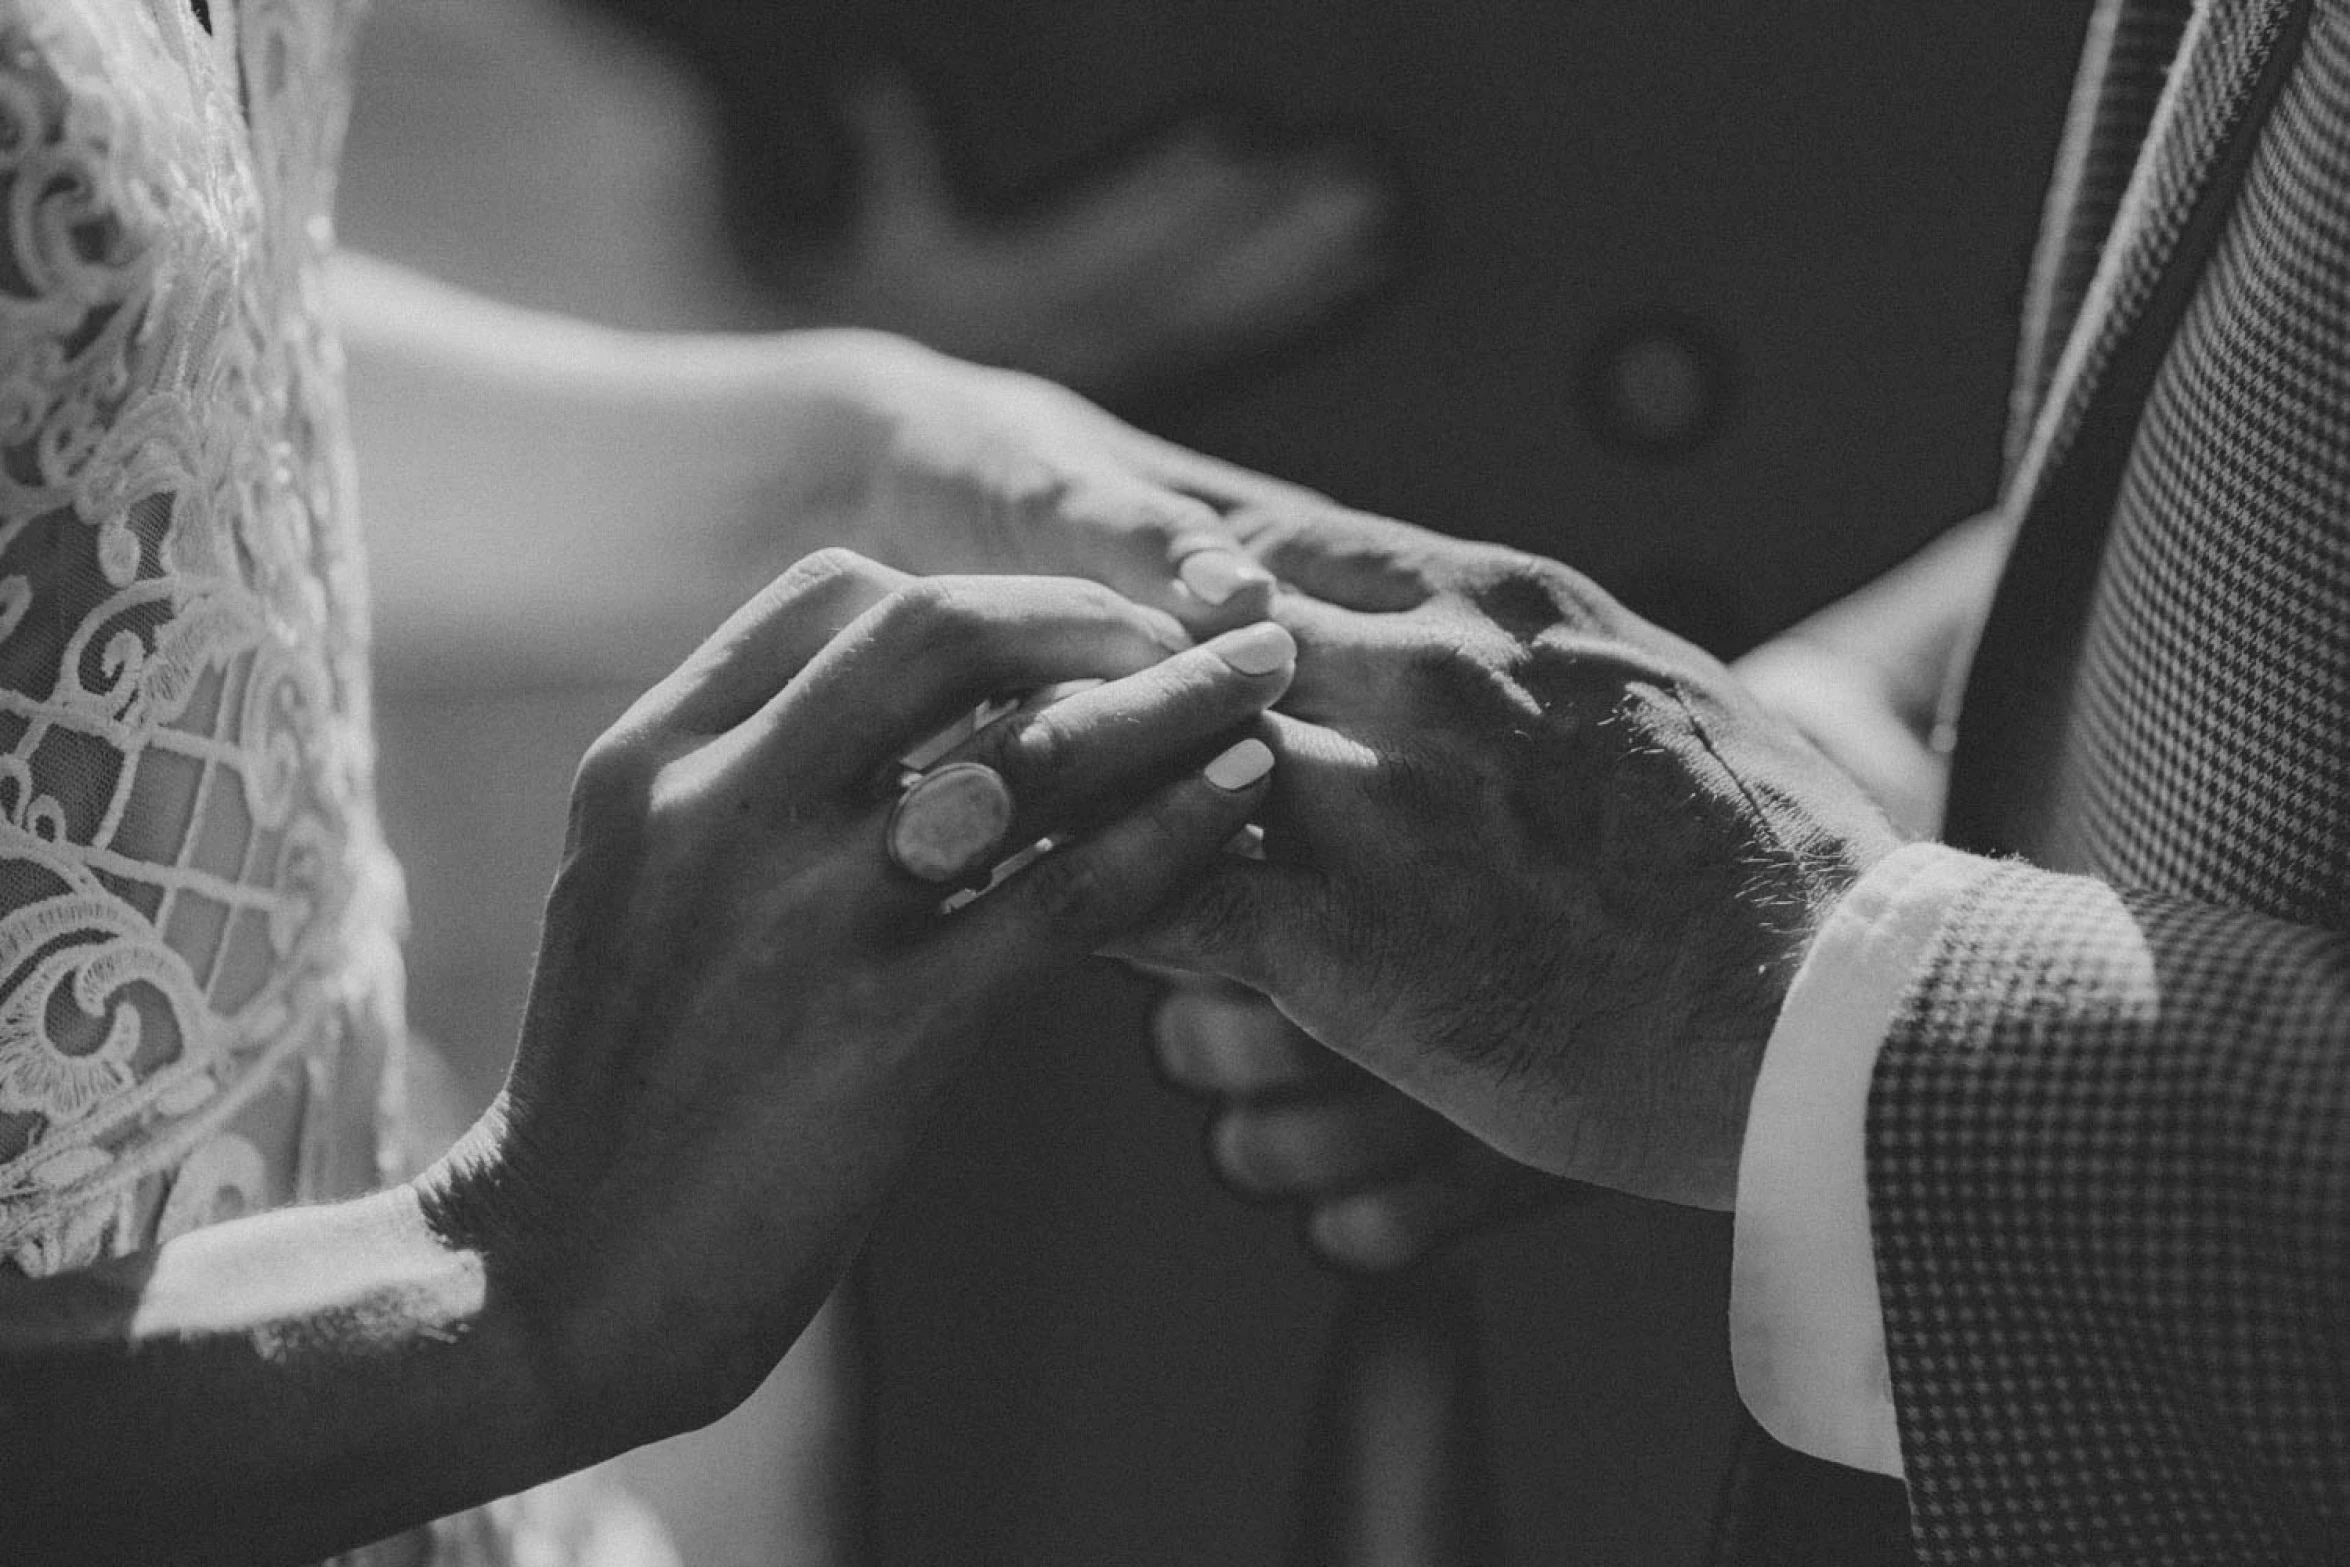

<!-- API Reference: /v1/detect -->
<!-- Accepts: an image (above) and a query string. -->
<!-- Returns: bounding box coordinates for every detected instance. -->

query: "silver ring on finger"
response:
[885,760,1016,884]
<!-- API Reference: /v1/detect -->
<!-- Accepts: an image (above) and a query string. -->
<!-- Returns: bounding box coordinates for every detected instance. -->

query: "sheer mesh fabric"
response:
[0,5,549,1562]
[0,0,402,1282]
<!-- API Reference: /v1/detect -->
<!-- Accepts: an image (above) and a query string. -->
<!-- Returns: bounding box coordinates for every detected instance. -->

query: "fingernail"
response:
[1180,551,1274,607]
[1203,737,1275,792]
[1140,606,1193,655]
[1212,621,1295,677]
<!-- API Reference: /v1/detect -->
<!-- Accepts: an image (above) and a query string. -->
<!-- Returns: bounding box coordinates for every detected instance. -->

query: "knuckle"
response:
[1015,843,1114,928]
[570,728,656,824]
[767,547,893,619]
[1464,555,1616,639]
[777,545,882,598]
[994,708,1071,793]
[871,579,998,677]
[876,576,959,643]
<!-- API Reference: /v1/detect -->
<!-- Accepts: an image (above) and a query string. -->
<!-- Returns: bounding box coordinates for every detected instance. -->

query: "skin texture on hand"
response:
[1119,507,1902,1211]
[1733,638,1947,839]
[838,344,1313,637]
[337,256,1304,684]
[422,549,1290,1447]
[0,555,1288,1564]
[1730,508,2016,839]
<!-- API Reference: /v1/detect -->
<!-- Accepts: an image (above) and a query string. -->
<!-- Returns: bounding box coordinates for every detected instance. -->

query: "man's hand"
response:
[1152,979,1571,1271]
[1118,509,1902,1211]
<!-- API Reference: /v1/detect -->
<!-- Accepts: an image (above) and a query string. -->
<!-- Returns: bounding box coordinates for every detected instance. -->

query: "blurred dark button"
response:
[1580,314,1736,462]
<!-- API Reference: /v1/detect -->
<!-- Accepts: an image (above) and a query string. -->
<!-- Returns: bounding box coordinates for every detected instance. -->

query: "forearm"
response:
[1733,510,2014,835]
[0,1181,584,1566]
[1762,508,2015,730]
[335,252,921,676]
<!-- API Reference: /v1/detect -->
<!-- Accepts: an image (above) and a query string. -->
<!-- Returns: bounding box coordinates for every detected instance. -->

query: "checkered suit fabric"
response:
[1879,867,2350,1563]
[1870,2,2350,1560]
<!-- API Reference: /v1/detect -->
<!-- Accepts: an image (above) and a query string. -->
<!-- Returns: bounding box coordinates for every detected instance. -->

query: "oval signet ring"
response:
[885,761,1016,884]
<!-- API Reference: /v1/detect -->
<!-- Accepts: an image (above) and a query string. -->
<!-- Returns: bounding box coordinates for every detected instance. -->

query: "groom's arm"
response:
[1740,838,2350,1560]
[1868,863,2350,1552]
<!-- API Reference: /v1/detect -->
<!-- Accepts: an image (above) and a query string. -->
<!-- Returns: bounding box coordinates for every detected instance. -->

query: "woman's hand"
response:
[837,343,1324,635]
[1152,979,1573,1272]
[339,262,1316,680]
[422,549,1292,1443]
[1732,636,1947,838]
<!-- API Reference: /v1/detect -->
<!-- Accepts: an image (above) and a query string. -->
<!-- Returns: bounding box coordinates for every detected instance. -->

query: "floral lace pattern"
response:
[0,1,461,1559]
[0,9,677,1560]
[0,0,399,1271]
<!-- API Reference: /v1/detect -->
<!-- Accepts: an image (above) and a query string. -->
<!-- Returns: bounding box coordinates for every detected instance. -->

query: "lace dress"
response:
[0,3,598,1561]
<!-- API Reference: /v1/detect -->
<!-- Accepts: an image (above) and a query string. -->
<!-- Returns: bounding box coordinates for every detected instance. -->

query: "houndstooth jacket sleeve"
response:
[1868,865,2350,1564]
[1854,0,2350,1558]
[1715,0,2350,1562]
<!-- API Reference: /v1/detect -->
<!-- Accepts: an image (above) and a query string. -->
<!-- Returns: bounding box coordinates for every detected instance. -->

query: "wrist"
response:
[748,327,945,505]
[605,327,943,563]
[404,1106,644,1463]
[409,1089,795,1455]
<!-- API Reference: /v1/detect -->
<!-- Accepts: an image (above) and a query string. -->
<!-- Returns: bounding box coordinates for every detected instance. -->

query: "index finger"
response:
[628,549,906,737]
[752,574,1193,794]
[920,737,1279,1004]
[1228,503,1453,612]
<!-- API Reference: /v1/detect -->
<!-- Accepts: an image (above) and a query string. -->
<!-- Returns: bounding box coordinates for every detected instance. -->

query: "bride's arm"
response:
[336,252,1305,679]
[0,1184,577,1565]
[336,252,894,675]
[0,557,1292,1565]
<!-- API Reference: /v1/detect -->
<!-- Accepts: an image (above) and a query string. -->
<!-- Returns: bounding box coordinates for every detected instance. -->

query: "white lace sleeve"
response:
[0,12,676,1562]
[0,0,407,1282]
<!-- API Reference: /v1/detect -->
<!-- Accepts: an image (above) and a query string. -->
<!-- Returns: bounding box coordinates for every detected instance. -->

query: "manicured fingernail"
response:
[1203,737,1275,792]
[1180,550,1274,607]
[1212,621,1295,676]
[1140,607,1193,655]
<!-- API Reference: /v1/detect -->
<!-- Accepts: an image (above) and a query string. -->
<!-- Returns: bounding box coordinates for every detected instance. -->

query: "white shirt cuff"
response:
[1729,841,2000,1477]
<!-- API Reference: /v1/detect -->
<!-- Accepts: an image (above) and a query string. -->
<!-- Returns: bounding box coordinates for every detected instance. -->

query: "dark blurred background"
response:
[348,2,2095,1561]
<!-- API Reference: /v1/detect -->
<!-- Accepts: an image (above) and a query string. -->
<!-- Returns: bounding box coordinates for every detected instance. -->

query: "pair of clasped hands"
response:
[420,380,1897,1440]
